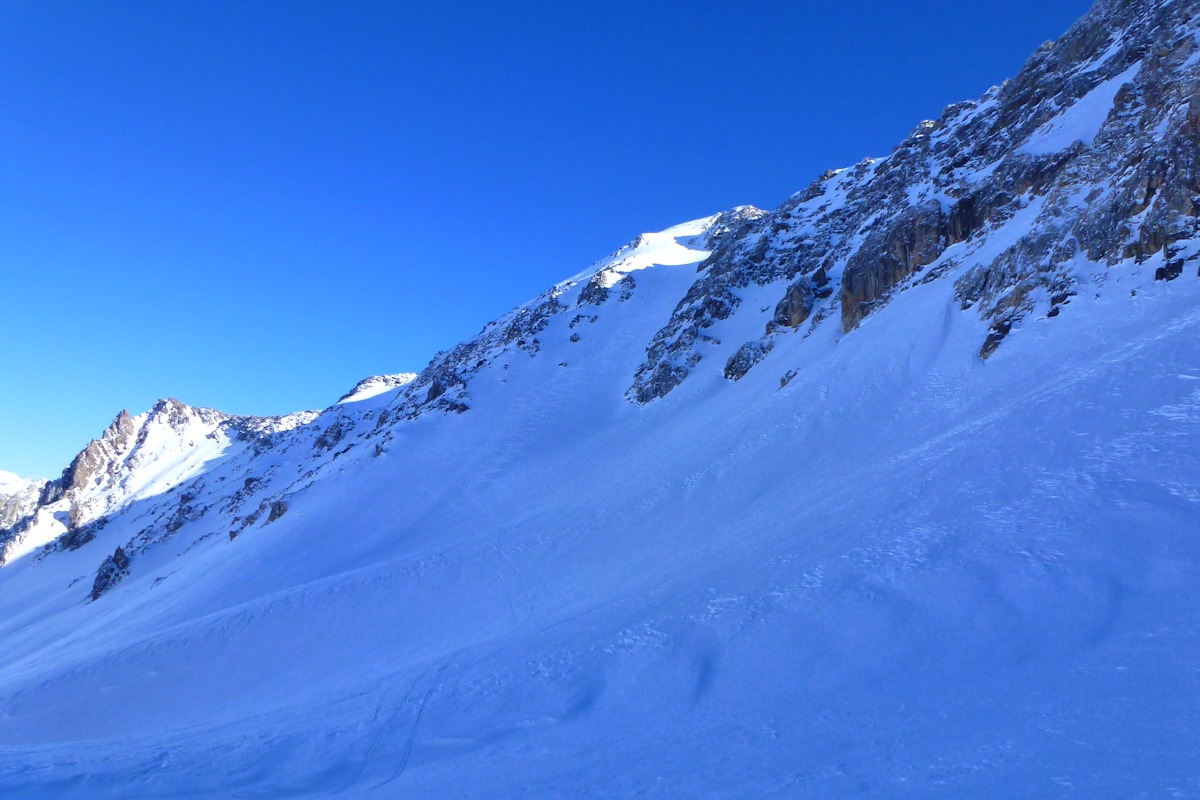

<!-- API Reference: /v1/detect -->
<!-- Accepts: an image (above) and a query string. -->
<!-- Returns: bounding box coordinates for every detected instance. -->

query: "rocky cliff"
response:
[1,1,1199,795]
[628,0,1200,400]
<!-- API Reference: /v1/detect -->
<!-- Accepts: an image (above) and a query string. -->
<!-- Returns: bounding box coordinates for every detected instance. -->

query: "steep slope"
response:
[0,208,762,594]
[1,0,1199,796]
[630,0,1200,401]
[0,473,43,546]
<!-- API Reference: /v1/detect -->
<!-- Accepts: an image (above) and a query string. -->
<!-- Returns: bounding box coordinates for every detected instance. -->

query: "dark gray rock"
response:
[267,500,288,523]
[91,546,130,601]
[313,419,347,451]
[576,276,611,306]
[724,340,774,382]
[632,363,688,405]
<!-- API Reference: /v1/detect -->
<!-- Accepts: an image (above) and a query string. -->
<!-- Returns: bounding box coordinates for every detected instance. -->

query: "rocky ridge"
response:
[0,473,43,539]
[0,399,319,570]
[0,207,762,593]
[1,2,1198,794]
[385,206,765,420]
[2,0,1198,600]
[629,0,1200,401]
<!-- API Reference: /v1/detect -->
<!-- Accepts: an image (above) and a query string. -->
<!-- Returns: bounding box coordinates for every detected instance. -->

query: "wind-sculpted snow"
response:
[0,0,1198,796]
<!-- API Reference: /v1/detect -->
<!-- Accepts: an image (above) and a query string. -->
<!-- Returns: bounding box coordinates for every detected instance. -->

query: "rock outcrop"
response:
[627,0,1200,400]
[90,546,130,601]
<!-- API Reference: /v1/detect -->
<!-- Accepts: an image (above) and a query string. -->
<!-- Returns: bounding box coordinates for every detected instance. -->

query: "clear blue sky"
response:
[1,0,1090,479]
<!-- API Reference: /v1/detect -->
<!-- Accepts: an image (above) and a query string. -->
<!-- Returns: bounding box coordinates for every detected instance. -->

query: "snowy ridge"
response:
[0,0,1198,795]
[378,205,765,420]
[0,399,325,567]
[336,373,418,404]
[0,210,766,576]
[0,471,30,494]
[559,207,766,290]
[627,0,1200,402]
[0,474,44,555]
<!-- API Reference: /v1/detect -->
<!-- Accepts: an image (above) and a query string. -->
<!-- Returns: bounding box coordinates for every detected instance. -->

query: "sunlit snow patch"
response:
[1020,62,1141,155]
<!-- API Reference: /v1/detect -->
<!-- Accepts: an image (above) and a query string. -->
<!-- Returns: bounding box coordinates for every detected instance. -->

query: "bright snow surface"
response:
[560,211,741,290]
[1020,62,1142,155]
[0,218,1198,797]
[338,374,419,405]
[0,472,31,494]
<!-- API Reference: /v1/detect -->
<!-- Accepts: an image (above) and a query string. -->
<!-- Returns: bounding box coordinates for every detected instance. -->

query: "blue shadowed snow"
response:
[0,228,1197,796]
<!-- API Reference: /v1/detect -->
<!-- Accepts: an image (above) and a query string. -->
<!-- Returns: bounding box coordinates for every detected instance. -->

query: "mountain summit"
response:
[1,1,1198,796]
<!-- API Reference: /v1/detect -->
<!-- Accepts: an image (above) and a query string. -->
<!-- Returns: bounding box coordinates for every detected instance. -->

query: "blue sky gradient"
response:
[1,0,1090,478]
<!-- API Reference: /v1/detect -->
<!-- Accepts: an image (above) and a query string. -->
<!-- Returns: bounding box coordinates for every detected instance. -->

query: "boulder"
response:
[772,281,815,328]
[724,340,774,381]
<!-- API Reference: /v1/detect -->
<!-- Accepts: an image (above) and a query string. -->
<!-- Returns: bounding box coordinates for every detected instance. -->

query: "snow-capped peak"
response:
[0,471,31,495]
[336,373,418,404]
[564,206,766,292]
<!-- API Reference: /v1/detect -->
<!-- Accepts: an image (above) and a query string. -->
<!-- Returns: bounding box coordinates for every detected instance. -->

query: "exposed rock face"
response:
[773,281,816,329]
[0,475,43,533]
[90,546,130,601]
[40,410,137,508]
[267,500,288,523]
[0,475,46,565]
[576,272,615,306]
[632,363,689,405]
[841,200,953,330]
[626,0,1200,400]
[396,206,766,417]
[0,398,319,570]
[1,408,153,564]
[724,340,774,382]
[52,400,227,531]
[313,419,346,451]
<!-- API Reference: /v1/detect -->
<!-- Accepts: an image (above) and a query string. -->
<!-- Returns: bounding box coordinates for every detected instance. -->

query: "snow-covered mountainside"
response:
[337,373,419,405]
[628,0,1200,401]
[1,0,1198,796]
[0,472,43,545]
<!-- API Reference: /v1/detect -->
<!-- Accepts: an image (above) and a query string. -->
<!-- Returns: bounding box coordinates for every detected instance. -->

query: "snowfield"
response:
[0,223,1197,797]
[3,0,1200,794]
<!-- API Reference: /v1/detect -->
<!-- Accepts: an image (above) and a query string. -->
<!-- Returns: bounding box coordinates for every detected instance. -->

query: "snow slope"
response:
[1,0,1199,796]
[2,216,1198,800]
